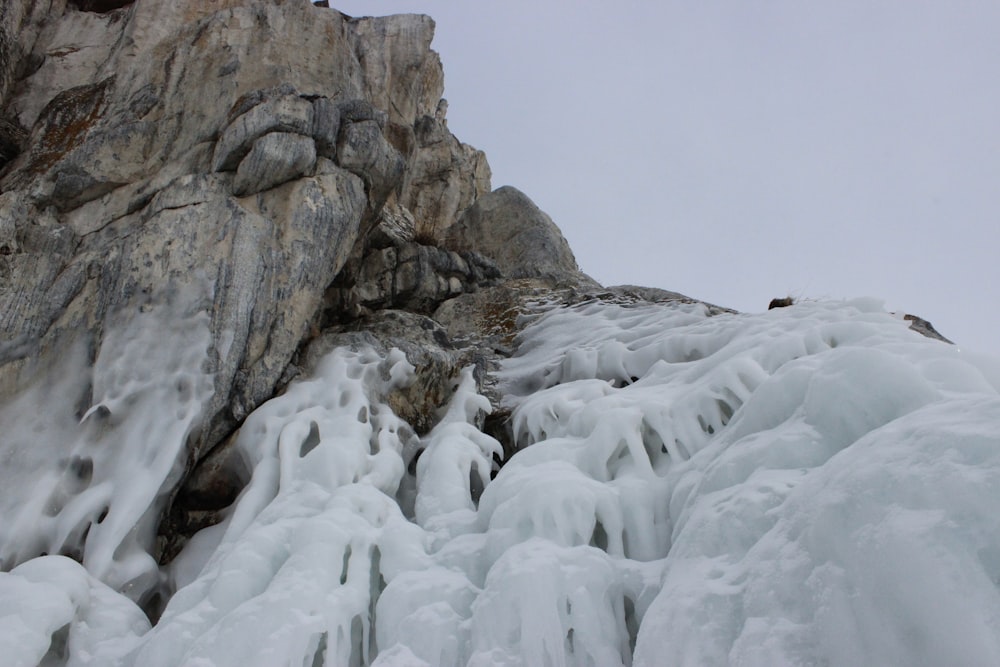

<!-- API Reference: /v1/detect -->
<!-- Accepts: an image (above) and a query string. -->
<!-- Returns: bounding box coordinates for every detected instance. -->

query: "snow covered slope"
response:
[2,296,999,666]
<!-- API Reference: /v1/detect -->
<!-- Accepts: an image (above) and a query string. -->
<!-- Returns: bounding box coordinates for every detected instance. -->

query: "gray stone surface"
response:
[336,119,406,205]
[232,131,317,196]
[212,94,315,172]
[347,14,442,130]
[310,96,340,158]
[1,0,61,115]
[400,113,492,241]
[368,201,417,249]
[330,239,501,318]
[446,186,587,283]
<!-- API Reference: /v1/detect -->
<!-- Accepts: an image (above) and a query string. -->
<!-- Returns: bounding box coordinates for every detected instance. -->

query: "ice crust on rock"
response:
[2,297,1000,666]
[0,286,214,608]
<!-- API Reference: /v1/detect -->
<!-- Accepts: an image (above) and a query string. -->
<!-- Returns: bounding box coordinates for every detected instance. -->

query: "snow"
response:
[2,296,1000,666]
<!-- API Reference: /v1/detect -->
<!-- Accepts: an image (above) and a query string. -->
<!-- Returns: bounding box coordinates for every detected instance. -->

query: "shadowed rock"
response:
[446,186,585,283]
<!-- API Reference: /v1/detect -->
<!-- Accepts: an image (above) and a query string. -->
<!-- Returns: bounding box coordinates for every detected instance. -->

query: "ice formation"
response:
[2,296,1000,666]
[0,288,214,607]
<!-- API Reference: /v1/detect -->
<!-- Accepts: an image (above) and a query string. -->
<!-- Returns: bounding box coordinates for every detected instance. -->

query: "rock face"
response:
[0,0,497,457]
[446,185,591,284]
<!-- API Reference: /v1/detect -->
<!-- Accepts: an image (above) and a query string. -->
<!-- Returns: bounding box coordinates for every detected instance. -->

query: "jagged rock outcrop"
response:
[401,111,491,241]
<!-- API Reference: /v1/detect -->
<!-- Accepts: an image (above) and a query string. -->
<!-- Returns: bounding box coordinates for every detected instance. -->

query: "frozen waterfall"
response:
[2,297,1000,666]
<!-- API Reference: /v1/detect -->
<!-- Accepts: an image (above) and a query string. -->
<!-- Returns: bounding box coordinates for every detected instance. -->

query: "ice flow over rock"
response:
[1,1,999,665]
[2,296,1000,666]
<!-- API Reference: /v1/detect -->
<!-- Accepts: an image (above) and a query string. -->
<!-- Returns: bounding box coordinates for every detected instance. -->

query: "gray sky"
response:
[334,1,1000,355]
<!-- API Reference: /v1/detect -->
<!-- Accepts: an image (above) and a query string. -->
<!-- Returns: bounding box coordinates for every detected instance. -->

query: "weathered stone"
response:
[337,98,388,130]
[400,114,491,240]
[212,94,315,172]
[224,85,297,124]
[332,240,501,319]
[47,120,156,210]
[394,243,467,308]
[368,201,416,249]
[232,132,317,197]
[347,14,443,130]
[0,193,78,386]
[904,313,953,344]
[1,1,448,207]
[5,77,113,186]
[1,164,365,452]
[5,7,120,131]
[60,140,217,237]
[310,96,340,158]
[353,247,398,307]
[446,186,584,283]
[0,1,32,107]
[336,119,405,203]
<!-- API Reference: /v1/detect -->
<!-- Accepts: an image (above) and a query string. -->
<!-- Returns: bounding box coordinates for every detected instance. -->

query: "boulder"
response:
[212,94,315,172]
[445,186,585,282]
[336,119,406,205]
[232,131,317,196]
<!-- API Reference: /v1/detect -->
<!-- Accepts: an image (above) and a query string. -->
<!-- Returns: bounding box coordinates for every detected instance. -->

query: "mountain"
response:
[1,1,999,665]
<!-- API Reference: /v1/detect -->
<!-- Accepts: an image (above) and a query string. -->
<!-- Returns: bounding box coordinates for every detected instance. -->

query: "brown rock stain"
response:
[27,77,113,174]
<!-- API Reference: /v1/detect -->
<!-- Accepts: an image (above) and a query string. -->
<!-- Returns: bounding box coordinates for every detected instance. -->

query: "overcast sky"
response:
[334,1,1000,355]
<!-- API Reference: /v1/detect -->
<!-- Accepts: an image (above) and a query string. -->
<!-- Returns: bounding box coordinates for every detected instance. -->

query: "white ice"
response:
[0,287,214,607]
[2,295,1000,666]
